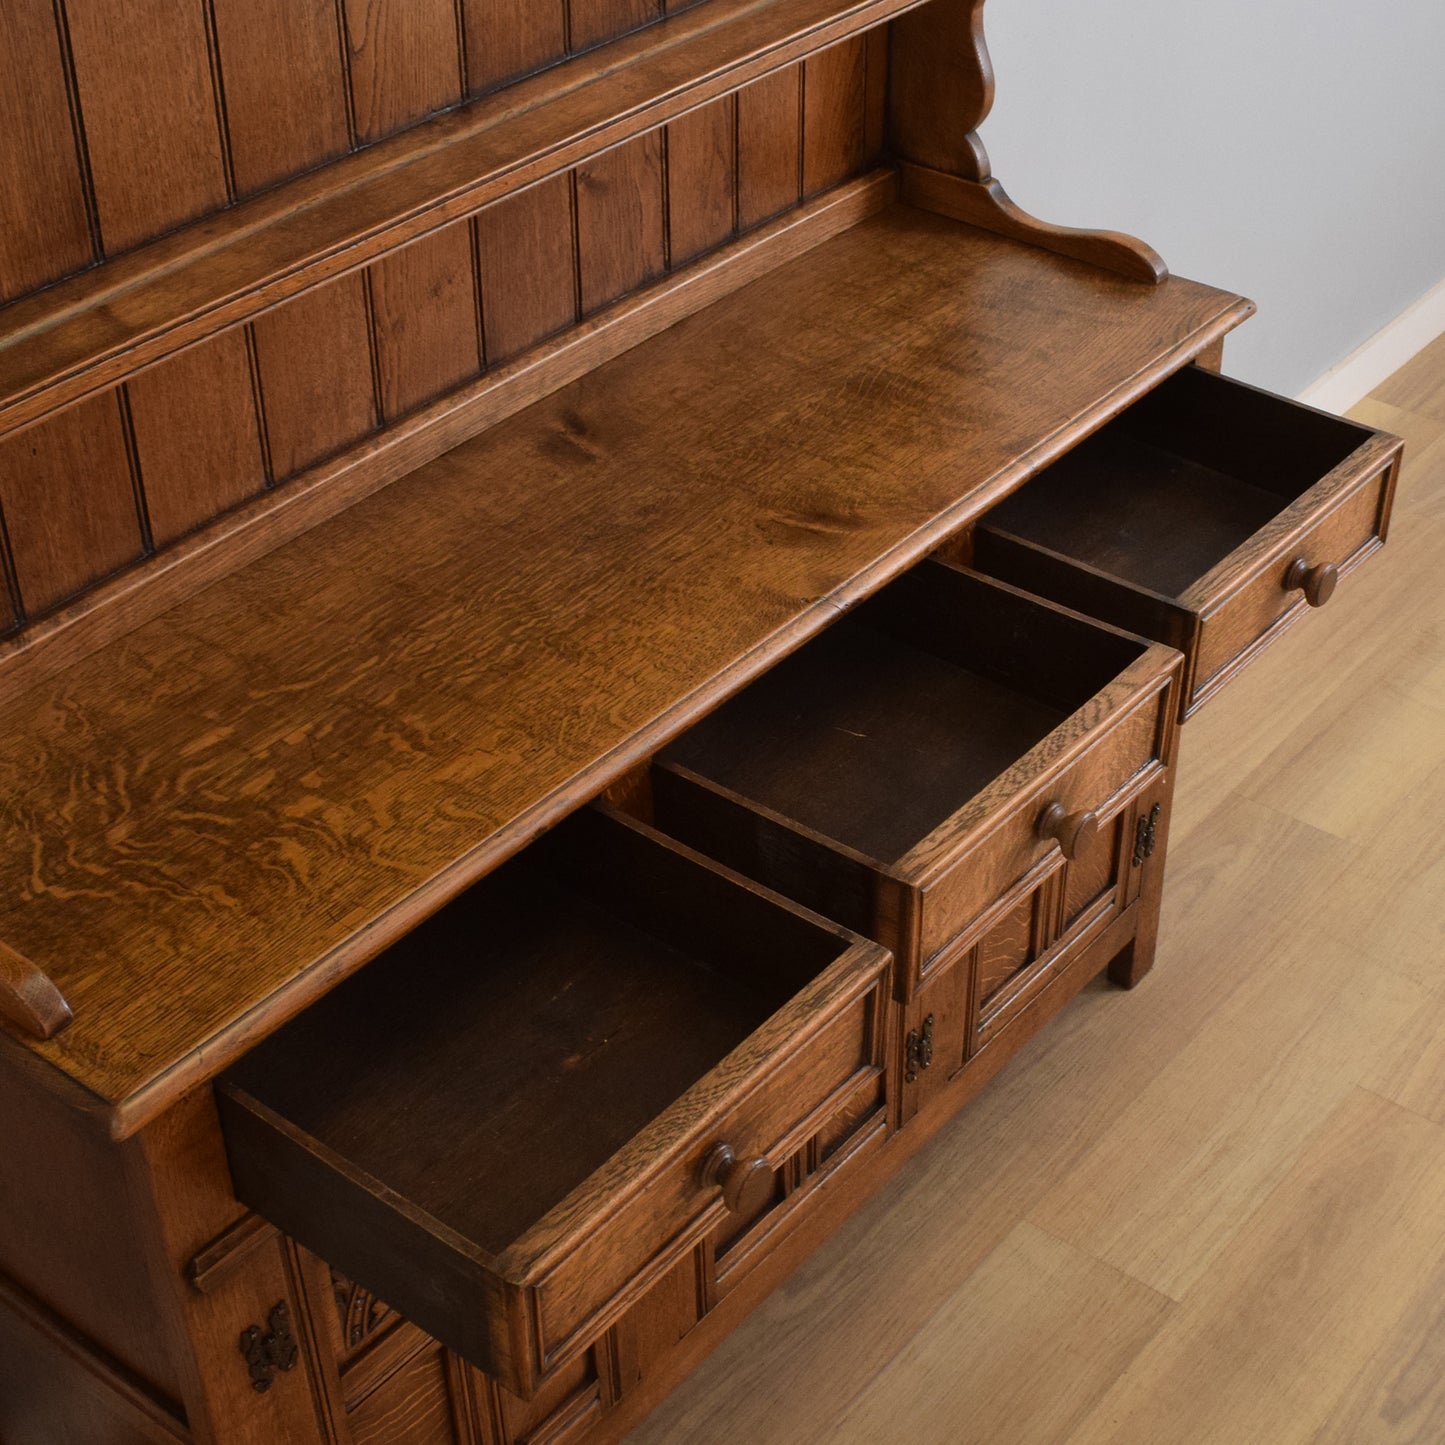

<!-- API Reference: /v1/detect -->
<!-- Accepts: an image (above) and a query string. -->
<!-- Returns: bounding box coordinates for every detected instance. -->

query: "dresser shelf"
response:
[0,0,927,440]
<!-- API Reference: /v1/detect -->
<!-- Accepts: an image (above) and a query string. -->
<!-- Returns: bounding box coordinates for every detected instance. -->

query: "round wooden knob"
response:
[700,1144,773,1216]
[1284,557,1339,608]
[1036,802,1099,860]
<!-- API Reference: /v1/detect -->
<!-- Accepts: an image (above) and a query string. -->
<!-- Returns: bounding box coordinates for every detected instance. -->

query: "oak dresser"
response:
[0,1,1402,1441]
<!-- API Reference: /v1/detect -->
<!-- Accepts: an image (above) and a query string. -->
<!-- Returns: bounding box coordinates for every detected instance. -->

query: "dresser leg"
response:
[1107,933,1154,989]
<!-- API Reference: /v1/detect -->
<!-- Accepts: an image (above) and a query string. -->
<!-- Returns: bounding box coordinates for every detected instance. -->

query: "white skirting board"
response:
[1298,275,1445,412]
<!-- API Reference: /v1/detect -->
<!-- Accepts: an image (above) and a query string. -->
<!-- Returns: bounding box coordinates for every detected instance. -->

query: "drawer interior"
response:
[660,562,1147,866]
[219,805,856,1266]
[979,366,1379,598]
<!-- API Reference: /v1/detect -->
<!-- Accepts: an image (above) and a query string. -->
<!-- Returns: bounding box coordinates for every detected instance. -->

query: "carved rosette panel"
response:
[331,1268,399,1359]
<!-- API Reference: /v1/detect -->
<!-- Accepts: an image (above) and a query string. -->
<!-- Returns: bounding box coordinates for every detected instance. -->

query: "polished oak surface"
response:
[0,204,1245,1128]
[0,0,926,441]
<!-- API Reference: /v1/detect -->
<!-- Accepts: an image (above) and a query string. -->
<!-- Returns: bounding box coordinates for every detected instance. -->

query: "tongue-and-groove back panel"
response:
[0,24,887,648]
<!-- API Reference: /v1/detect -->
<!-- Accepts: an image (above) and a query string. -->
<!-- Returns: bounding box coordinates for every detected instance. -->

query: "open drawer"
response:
[216,806,889,1398]
[651,561,1181,997]
[971,366,1404,719]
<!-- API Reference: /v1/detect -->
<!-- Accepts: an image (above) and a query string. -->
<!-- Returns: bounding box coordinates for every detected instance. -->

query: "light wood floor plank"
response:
[1067,1090,1445,1445]
[833,1223,1173,1445]
[1312,1245,1445,1444]
[1029,937,1429,1300]
[1372,330,1445,420]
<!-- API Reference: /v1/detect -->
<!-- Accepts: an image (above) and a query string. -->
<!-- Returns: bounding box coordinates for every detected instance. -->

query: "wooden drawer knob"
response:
[701,1144,774,1216]
[1284,557,1340,608]
[1036,802,1099,860]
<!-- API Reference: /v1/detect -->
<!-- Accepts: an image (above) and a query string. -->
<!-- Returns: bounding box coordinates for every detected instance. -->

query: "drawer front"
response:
[916,681,1170,964]
[1189,456,1395,706]
[530,960,888,1372]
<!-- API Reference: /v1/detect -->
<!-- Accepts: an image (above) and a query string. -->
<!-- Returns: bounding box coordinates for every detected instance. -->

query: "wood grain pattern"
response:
[736,66,802,230]
[342,0,464,146]
[463,0,568,95]
[666,97,737,266]
[569,0,662,54]
[576,132,666,313]
[887,0,992,181]
[125,331,268,546]
[0,1275,188,1444]
[0,1056,190,1407]
[474,175,579,365]
[0,939,72,1041]
[0,0,94,305]
[836,1223,1172,1445]
[974,892,1036,1007]
[1,174,893,696]
[0,0,938,440]
[0,393,142,616]
[211,0,352,197]
[369,222,483,421]
[802,37,866,195]
[64,0,229,255]
[1068,1091,1445,1445]
[0,210,1245,1125]
[902,163,1169,285]
[348,1345,460,1444]
[0,556,18,638]
[250,274,379,479]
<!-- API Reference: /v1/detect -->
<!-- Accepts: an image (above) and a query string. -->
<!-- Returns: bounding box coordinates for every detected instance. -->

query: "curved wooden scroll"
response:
[900,164,1169,285]
[888,0,1167,284]
[0,939,73,1040]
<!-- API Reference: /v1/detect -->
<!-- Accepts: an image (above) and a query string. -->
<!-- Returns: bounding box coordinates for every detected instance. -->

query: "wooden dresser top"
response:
[0,201,1248,1132]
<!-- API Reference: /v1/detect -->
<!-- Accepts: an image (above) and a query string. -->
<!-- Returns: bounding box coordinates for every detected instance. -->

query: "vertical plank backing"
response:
[736,66,802,231]
[211,0,352,197]
[0,548,19,636]
[64,0,229,254]
[370,220,484,422]
[462,0,567,96]
[667,96,737,267]
[568,0,661,54]
[474,175,578,366]
[125,331,267,547]
[802,36,867,196]
[864,24,889,163]
[250,275,379,480]
[0,394,142,616]
[342,0,464,146]
[0,0,94,304]
[575,132,666,315]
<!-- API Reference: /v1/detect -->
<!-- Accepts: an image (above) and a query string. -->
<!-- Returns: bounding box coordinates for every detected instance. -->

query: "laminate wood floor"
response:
[623,342,1445,1445]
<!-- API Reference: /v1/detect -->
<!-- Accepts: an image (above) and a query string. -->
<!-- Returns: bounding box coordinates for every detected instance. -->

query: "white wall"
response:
[979,0,1445,397]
